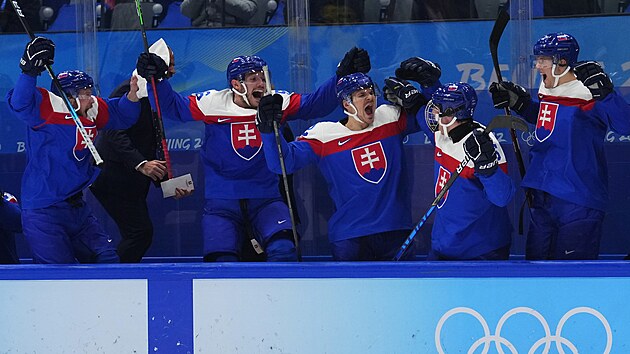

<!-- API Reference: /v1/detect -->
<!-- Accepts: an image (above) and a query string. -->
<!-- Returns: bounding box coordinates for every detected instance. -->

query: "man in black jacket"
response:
[90,38,182,263]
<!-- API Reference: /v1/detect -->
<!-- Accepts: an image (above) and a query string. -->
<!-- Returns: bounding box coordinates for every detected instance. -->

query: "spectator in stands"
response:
[0,190,21,264]
[0,0,43,33]
[489,32,630,260]
[180,0,257,27]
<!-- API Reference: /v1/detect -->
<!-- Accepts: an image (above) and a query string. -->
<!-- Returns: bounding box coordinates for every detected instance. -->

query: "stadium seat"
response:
[47,3,77,31]
[158,1,191,28]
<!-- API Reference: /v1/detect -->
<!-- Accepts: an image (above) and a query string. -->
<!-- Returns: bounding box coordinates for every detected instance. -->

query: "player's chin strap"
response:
[343,100,366,124]
[232,82,253,108]
[73,94,83,113]
[438,116,458,136]
[551,62,571,88]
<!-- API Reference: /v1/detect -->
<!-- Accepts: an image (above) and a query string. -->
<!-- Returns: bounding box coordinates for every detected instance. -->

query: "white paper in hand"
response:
[161,173,194,198]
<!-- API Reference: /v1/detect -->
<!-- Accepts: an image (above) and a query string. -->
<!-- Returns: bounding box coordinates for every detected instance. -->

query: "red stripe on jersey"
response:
[539,94,596,111]
[281,94,301,123]
[95,97,110,130]
[298,120,401,157]
[188,95,255,124]
[36,89,97,128]
[436,147,475,179]
[436,147,509,178]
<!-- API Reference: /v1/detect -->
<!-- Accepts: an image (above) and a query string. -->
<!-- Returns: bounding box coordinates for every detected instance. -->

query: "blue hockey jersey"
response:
[149,76,337,199]
[7,74,140,209]
[419,119,515,259]
[519,80,630,211]
[262,104,417,243]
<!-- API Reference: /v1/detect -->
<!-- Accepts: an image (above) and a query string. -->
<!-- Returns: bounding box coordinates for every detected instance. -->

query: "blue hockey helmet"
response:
[533,32,580,67]
[335,72,375,104]
[226,55,267,86]
[51,70,94,98]
[431,82,477,120]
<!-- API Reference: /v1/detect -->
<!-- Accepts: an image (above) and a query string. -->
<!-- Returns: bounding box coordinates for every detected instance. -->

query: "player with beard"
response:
[135,47,370,262]
[7,37,141,264]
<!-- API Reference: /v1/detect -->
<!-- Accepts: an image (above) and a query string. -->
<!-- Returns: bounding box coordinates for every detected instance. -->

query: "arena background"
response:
[0,0,629,352]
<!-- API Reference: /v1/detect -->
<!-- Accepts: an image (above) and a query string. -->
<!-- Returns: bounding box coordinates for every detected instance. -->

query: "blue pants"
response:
[202,198,296,261]
[330,229,414,261]
[526,190,604,260]
[21,198,119,264]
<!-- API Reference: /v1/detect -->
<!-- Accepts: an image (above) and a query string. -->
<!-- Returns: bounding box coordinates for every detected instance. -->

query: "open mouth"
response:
[364,104,374,115]
[541,73,547,82]
[252,90,264,99]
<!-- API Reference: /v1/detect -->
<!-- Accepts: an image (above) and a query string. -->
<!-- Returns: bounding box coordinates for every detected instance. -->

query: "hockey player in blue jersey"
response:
[0,190,21,264]
[256,72,429,261]
[489,32,630,260]
[135,47,370,262]
[6,37,141,264]
[413,82,515,260]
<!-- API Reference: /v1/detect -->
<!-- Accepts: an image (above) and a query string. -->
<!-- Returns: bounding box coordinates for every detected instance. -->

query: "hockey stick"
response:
[392,114,528,261]
[134,0,173,179]
[9,0,103,165]
[262,65,302,261]
[489,9,527,183]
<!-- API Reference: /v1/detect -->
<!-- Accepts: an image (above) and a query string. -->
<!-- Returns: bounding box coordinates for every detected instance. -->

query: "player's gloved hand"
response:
[20,37,55,77]
[256,94,284,134]
[136,53,168,81]
[336,47,371,78]
[383,77,427,113]
[573,61,614,100]
[395,57,441,88]
[464,128,498,177]
[488,81,531,115]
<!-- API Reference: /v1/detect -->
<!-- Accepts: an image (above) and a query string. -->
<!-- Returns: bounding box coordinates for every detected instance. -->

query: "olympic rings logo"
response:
[521,131,536,147]
[435,306,612,354]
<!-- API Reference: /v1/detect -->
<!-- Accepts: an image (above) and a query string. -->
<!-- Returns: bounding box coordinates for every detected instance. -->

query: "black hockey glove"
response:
[383,77,427,113]
[464,129,498,177]
[488,81,531,115]
[574,61,614,100]
[336,47,371,78]
[256,94,284,134]
[136,53,169,81]
[20,37,55,77]
[395,57,441,88]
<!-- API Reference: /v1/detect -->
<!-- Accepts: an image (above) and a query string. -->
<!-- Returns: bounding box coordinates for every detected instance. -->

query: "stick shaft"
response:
[134,0,173,179]
[262,66,301,261]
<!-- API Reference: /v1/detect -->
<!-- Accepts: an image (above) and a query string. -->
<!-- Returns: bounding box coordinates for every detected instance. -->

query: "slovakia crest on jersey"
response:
[435,166,451,208]
[231,121,262,160]
[351,142,387,184]
[535,102,558,142]
[73,126,97,161]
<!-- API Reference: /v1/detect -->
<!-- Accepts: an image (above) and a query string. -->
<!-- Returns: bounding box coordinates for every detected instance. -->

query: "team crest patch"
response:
[435,166,451,208]
[231,121,262,160]
[535,102,558,142]
[73,126,97,161]
[351,142,387,184]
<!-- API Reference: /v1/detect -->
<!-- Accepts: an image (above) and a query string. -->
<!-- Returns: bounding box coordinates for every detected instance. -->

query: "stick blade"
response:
[486,115,529,133]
